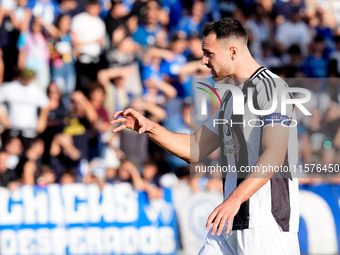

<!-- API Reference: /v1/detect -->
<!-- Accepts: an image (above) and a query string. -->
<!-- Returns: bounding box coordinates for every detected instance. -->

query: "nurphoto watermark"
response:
[189,78,340,180]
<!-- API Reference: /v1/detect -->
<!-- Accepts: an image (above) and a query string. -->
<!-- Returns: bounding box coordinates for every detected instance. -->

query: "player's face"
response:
[201,33,233,81]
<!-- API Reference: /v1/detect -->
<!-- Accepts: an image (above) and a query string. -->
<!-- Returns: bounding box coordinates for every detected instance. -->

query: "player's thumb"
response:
[139,124,145,134]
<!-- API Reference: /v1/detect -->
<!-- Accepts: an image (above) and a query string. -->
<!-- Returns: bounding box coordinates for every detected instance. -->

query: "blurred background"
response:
[0,0,340,254]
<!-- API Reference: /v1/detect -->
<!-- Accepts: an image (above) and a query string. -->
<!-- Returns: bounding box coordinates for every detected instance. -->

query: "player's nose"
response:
[201,55,209,66]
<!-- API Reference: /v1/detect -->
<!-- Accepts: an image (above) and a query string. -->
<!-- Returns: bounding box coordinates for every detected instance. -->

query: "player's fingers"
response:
[206,211,217,229]
[124,108,143,120]
[111,117,127,125]
[210,216,221,236]
[112,124,127,133]
[123,108,136,116]
[216,217,227,236]
[225,217,232,234]
[112,110,124,119]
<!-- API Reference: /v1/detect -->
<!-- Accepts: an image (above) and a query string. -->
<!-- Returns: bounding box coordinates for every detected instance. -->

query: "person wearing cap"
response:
[0,69,50,151]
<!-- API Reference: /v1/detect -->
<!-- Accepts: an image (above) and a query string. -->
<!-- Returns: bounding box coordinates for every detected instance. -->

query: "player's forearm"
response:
[146,123,191,162]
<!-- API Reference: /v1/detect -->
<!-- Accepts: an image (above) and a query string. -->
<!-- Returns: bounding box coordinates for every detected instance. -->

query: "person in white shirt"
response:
[275,10,311,56]
[71,0,106,95]
[0,69,49,150]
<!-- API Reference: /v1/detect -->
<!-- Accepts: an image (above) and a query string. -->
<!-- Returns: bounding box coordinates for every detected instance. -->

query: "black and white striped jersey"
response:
[204,67,299,232]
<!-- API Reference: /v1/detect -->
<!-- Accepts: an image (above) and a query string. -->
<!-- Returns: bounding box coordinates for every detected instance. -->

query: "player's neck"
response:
[232,58,262,85]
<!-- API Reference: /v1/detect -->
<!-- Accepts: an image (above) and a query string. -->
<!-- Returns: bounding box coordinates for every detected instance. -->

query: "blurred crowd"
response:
[0,0,340,194]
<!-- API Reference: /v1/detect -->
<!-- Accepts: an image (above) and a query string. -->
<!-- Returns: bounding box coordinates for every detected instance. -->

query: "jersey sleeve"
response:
[255,77,295,128]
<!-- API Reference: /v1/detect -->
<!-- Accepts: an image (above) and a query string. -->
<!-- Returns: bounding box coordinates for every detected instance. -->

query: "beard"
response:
[211,66,231,82]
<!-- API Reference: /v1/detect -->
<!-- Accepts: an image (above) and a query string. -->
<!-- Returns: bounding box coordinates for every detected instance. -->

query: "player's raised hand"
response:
[111,108,153,134]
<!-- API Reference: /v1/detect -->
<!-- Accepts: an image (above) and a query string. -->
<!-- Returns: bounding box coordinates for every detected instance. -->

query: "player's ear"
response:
[230,46,238,61]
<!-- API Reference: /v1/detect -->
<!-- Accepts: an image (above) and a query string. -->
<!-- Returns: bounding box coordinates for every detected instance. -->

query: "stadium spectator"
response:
[49,133,81,182]
[216,0,245,18]
[305,0,336,32]
[60,170,76,184]
[30,0,58,25]
[303,35,328,78]
[132,0,168,48]
[275,9,311,55]
[186,34,203,62]
[142,49,178,105]
[41,82,67,164]
[160,33,188,98]
[2,133,23,170]
[36,165,56,186]
[14,137,44,185]
[115,159,144,190]
[17,15,50,91]
[97,65,132,117]
[41,14,76,108]
[282,44,304,77]
[99,25,143,115]
[105,155,119,182]
[83,157,106,189]
[105,22,141,68]
[0,150,16,187]
[71,0,106,96]
[256,40,282,69]
[300,78,331,128]
[177,0,207,37]
[88,82,110,158]
[142,159,163,199]
[312,7,334,55]
[179,36,211,98]
[101,126,125,174]
[245,3,273,60]
[58,0,79,17]
[105,0,137,40]
[0,69,49,151]
[0,0,29,82]
[61,90,98,160]
[273,0,306,22]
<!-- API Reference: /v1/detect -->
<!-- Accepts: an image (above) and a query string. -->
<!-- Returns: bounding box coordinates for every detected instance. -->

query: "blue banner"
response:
[1,183,340,254]
[0,183,178,255]
[299,184,340,254]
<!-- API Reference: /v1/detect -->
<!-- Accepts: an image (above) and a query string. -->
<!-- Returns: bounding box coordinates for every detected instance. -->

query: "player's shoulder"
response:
[252,68,288,93]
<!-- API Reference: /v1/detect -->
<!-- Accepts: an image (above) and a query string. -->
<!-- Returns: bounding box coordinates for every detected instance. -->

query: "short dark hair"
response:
[202,18,248,43]
[143,158,157,167]
[87,0,99,6]
[89,81,106,97]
